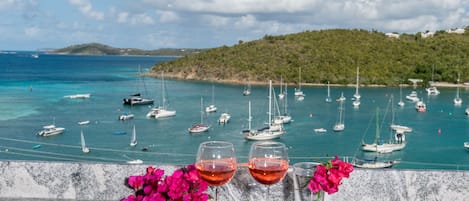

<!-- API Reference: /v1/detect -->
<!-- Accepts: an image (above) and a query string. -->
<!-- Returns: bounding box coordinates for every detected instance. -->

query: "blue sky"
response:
[1,0,469,50]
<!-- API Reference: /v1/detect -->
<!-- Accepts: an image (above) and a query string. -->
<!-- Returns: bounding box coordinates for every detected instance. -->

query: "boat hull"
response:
[361,142,406,153]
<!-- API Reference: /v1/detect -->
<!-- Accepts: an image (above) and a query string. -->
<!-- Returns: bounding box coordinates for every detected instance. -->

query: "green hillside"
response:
[51,43,204,56]
[150,28,469,86]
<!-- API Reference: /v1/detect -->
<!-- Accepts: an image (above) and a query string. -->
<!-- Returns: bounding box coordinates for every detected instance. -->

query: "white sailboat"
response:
[243,79,251,96]
[352,157,398,169]
[454,73,462,106]
[278,76,285,100]
[361,105,406,153]
[426,65,440,95]
[336,92,346,102]
[294,67,305,98]
[244,80,285,140]
[274,83,292,124]
[205,84,217,113]
[80,129,90,153]
[130,124,137,147]
[398,85,405,107]
[353,66,361,100]
[189,97,210,133]
[325,81,332,103]
[146,71,176,119]
[333,99,345,132]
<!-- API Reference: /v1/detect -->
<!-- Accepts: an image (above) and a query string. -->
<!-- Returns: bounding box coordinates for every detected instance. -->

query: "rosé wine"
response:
[196,159,236,186]
[248,157,289,185]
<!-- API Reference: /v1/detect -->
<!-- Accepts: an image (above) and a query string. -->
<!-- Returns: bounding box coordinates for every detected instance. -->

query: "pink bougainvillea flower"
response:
[128,175,144,190]
[308,156,354,195]
[123,164,209,201]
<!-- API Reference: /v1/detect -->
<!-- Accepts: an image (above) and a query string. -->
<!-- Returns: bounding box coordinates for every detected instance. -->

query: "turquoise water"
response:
[1,52,468,170]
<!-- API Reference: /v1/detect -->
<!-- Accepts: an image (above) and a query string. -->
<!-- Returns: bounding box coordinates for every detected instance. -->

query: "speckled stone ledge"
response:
[0,161,467,201]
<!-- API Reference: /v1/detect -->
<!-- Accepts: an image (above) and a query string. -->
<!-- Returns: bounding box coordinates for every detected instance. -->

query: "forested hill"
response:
[51,43,204,57]
[150,28,469,86]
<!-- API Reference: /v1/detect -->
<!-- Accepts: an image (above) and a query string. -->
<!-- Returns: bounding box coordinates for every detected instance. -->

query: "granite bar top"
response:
[0,160,467,201]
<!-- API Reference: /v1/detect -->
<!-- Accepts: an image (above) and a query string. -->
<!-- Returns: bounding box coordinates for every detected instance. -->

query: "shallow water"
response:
[0,52,468,170]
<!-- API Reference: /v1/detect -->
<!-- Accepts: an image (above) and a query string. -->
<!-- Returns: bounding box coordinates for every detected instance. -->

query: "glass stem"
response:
[215,187,218,201]
[266,186,270,201]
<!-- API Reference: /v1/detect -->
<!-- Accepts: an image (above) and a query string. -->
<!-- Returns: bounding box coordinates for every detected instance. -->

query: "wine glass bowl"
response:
[248,141,289,186]
[195,141,237,187]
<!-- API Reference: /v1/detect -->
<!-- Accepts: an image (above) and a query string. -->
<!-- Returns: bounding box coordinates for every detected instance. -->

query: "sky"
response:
[1,0,469,50]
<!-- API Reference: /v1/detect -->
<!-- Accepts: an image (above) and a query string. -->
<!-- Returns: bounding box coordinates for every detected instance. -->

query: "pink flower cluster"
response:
[308,156,354,195]
[122,164,209,201]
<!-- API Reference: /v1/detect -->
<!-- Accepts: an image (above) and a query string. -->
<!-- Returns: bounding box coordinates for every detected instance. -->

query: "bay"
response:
[0,52,468,170]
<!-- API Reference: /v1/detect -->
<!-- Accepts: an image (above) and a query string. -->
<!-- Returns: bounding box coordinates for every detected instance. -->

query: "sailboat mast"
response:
[374,108,379,144]
[161,71,166,109]
[268,80,272,125]
[355,66,359,95]
[327,81,330,97]
[284,83,288,114]
[211,84,215,105]
[200,97,204,124]
[299,67,302,90]
[248,101,252,130]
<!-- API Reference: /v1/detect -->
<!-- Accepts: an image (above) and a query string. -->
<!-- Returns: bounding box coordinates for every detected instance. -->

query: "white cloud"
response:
[24,26,40,37]
[117,12,154,25]
[158,11,180,23]
[69,0,104,20]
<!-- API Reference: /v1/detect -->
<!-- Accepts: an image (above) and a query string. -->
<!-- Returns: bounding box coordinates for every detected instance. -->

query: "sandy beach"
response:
[146,71,468,88]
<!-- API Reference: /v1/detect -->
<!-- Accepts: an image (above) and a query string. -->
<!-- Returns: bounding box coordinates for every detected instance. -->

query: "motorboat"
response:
[205,105,217,113]
[78,120,90,125]
[123,94,154,106]
[37,124,65,137]
[314,128,327,133]
[415,100,426,112]
[119,113,134,120]
[405,91,419,102]
[64,93,91,99]
[126,159,143,164]
[464,142,469,150]
[426,86,440,95]
[218,113,231,124]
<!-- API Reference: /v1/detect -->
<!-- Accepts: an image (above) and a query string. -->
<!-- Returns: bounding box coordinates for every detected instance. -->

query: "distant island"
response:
[50,43,205,57]
[148,28,469,87]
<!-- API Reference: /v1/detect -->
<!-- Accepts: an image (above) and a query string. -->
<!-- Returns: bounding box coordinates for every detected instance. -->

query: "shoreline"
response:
[146,72,467,88]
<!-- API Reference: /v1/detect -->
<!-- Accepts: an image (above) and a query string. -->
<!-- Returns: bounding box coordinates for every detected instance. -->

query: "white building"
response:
[446,28,465,34]
[421,31,435,38]
[385,33,400,39]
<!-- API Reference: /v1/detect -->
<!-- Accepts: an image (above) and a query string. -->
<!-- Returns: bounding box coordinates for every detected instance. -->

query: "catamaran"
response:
[123,67,154,106]
[146,71,176,119]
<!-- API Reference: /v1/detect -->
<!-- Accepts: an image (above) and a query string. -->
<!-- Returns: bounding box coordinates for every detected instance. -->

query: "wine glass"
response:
[195,141,237,201]
[248,141,289,200]
[293,162,321,201]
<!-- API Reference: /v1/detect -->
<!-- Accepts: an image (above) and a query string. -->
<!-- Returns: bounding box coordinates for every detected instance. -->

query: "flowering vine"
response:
[308,156,354,195]
[122,164,209,201]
